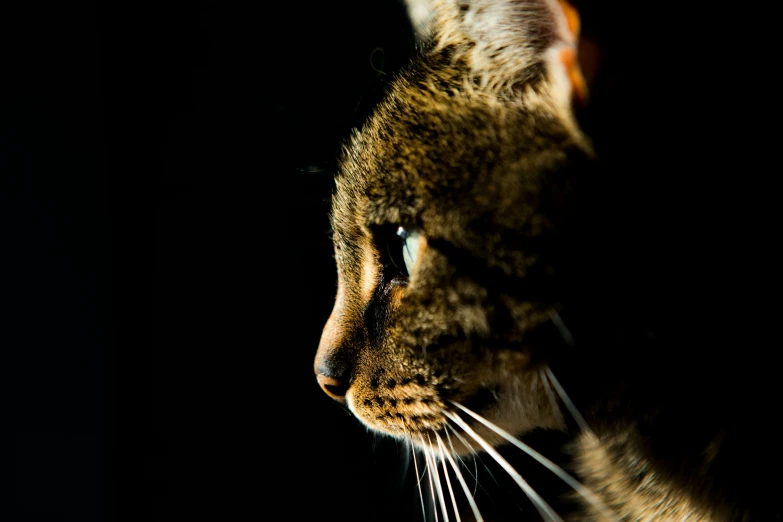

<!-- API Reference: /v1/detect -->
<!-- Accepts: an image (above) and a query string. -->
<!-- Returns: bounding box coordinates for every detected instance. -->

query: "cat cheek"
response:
[387,285,407,312]
[359,240,380,303]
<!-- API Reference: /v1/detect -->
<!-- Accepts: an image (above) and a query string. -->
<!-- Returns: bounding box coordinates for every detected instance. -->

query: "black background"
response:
[8,1,420,521]
[7,1,779,521]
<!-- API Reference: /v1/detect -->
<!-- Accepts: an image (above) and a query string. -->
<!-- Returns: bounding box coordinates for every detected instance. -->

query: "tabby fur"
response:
[314,1,780,520]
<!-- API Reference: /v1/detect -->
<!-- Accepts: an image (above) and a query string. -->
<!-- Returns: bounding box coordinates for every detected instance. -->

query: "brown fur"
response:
[575,432,712,522]
[314,1,781,520]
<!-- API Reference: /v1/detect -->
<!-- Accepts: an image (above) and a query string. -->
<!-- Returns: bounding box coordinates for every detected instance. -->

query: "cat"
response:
[313,0,781,520]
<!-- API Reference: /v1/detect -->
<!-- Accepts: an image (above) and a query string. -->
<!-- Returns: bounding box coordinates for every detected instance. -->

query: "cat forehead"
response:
[335,76,579,232]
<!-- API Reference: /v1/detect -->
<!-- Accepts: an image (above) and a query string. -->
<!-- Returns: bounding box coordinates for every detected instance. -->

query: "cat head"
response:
[315,0,594,454]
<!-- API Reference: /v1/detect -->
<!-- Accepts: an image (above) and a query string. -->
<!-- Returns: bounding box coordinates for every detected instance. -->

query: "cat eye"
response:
[396,226,421,276]
[373,224,421,281]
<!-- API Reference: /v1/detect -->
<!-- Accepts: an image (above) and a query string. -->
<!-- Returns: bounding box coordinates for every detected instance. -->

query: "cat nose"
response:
[316,373,349,404]
[314,310,356,404]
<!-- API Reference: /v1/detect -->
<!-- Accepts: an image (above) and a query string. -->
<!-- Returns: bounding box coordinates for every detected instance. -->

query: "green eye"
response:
[396,226,421,276]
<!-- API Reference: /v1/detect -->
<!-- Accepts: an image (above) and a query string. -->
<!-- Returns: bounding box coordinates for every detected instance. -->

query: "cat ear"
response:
[547,0,588,105]
[431,0,588,105]
[403,0,437,45]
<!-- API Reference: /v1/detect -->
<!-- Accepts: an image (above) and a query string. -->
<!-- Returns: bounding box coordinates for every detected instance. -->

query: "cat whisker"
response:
[449,401,618,522]
[398,437,413,484]
[540,368,567,430]
[549,310,574,347]
[426,434,451,522]
[444,423,500,503]
[446,423,518,493]
[444,425,481,498]
[543,366,591,434]
[436,433,484,522]
[443,422,479,459]
[443,410,564,522]
[433,434,463,522]
[410,436,429,521]
[424,442,443,522]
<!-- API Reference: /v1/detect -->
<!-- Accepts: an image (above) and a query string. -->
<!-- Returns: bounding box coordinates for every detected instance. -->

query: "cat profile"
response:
[313,0,780,520]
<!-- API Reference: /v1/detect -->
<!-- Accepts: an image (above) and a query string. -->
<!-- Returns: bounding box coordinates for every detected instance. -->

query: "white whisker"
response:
[540,368,567,430]
[435,433,462,522]
[543,366,591,434]
[443,410,563,522]
[424,441,440,522]
[443,422,476,456]
[444,425,481,498]
[549,310,574,347]
[411,438,429,522]
[398,437,412,479]
[426,435,451,522]
[444,423,503,505]
[450,401,617,521]
[437,434,484,522]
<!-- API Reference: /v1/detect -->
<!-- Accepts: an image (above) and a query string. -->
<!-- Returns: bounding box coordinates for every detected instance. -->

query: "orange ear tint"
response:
[560,47,588,104]
[557,0,581,40]
[556,0,588,104]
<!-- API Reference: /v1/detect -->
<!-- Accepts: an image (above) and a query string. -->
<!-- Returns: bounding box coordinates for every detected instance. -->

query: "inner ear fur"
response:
[414,0,588,104]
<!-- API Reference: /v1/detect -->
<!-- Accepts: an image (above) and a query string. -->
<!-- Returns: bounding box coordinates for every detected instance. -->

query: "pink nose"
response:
[315,304,355,404]
[316,373,348,404]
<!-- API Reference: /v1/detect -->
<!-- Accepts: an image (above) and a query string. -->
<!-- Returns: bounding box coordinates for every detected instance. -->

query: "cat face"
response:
[314,0,592,454]
[313,1,782,520]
